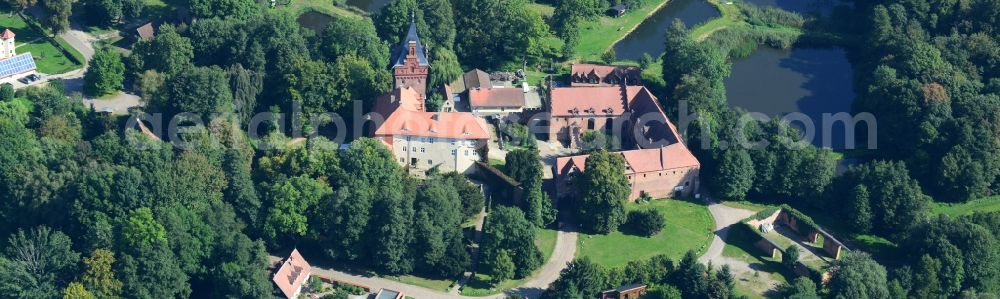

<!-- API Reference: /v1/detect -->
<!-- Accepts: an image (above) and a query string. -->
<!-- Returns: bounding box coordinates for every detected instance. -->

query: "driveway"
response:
[699,199,782,294]
[286,218,577,299]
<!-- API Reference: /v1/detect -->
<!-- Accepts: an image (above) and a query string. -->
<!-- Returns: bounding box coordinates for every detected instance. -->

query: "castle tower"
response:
[1,29,16,60]
[391,16,430,106]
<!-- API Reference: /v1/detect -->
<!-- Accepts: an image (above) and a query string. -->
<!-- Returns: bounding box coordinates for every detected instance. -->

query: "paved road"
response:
[699,201,754,265]
[699,200,782,294]
[287,220,577,299]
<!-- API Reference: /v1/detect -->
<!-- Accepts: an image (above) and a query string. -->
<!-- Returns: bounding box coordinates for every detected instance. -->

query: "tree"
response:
[639,53,654,69]
[454,0,549,68]
[624,209,665,237]
[228,64,263,126]
[541,257,606,299]
[84,48,125,97]
[491,250,515,284]
[782,245,800,268]
[780,277,819,299]
[576,150,629,234]
[80,249,122,299]
[643,285,682,299]
[481,206,543,278]
[911,255,943,298]
[221,149,261,230]
[0,226,80,299]
[4,0,36,12]
[274,55,341,114]
[133,25,193,75]
[827,161,929,237]
[263,175,331,243]
[827,252,889,299]
[602,49,616,64]
[845,185,872,233]
[373,0,426,45]
[40,0,72,33]
[0,83,13,100]
[429,48,462,88]
[418,0,456,49]
[442,172,485,220]
[318,16,390,69]
[154,65,232,117]
[63,283,94,299]
[711,148,754,200]
[187,0,261,20]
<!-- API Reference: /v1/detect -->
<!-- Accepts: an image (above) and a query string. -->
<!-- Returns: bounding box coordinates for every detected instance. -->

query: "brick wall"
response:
[626,166,700,200]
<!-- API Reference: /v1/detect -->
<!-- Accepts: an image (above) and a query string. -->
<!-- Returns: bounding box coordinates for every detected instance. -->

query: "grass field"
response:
[577,198,714,268]
[570,0,671,62]
[0,14,83,74]
[382,274,455,292]
[279,0,365,19]
[721,223,792,296]
[459,227,559,296]
[931,196,1000,217]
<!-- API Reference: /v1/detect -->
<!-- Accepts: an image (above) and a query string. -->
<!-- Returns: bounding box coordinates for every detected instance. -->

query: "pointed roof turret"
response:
[1,29,15,40]
[391,13,429,68]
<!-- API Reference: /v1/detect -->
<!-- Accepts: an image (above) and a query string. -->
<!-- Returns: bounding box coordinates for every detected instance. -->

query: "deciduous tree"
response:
[84,48,125,97]
[576,150,629,234]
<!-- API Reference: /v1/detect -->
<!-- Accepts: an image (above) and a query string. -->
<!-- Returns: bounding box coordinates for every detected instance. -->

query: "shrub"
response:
[782,245,800,268]
[0,83,13,101]
[625,209,665,237]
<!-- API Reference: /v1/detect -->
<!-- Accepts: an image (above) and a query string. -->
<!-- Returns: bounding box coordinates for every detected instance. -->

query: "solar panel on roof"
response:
[0,53,37,78]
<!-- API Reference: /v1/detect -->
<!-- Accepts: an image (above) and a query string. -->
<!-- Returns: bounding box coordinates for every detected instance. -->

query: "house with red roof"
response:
[271,249,312,299]
[370,19,490,174]
[569,63,642,87]
[549,83,700,201]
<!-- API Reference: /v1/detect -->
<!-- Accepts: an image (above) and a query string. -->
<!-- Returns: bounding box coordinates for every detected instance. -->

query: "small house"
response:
[271,249,312,299]
[599,284,647,299]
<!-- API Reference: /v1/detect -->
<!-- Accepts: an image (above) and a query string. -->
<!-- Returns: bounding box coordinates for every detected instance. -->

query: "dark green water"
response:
[613,0,720,61]
[345,0,391,12]
[297,11,334,32]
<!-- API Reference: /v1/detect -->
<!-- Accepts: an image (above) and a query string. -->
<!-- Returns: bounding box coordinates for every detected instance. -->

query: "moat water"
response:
[614,0,854,148]
[613,0,720,61]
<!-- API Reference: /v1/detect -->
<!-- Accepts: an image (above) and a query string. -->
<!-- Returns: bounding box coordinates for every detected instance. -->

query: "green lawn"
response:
[931,196,1000,217]
[0,14,83,74]
[721,224,792,295]
[278,0,365,19]
[571,0,671,62]
[577,198,714,268]
[459,227,559,296]
[382,274,454,292]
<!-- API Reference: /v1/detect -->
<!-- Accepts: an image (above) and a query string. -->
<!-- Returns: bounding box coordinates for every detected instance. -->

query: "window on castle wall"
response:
[685,181,690,186]
[588,119,595,130]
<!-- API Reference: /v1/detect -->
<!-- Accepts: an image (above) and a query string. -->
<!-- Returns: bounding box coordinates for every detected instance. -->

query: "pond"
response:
[613,0,720,61]
[724,47,855,148]
[297,11,334,33]
[345,0,392,12]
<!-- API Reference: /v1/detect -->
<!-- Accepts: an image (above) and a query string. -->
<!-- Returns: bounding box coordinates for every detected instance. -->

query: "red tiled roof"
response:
[463,69,491,89]
[550,86,653,117]
[469,87,525,108]
[136,23,155,39]
[570,64,640,81]
[555,143,700,177]
[272,249,312,299]
[373,87,490,140]
[1,29,14,40]
[375,109,490,139]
